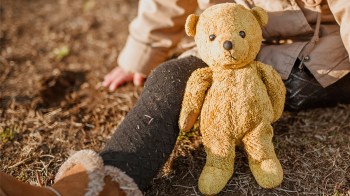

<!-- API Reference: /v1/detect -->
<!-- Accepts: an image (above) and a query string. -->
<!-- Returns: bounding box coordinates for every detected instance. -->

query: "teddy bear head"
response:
[185,3,268,69]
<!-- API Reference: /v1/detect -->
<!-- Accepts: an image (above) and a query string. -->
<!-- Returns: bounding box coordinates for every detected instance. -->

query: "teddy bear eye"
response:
[239,31,246,38]
[209,34,216,41]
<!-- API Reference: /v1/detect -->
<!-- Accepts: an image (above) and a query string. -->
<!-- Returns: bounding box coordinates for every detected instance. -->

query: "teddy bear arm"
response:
[256,62,286,122]
[179,67,212,132]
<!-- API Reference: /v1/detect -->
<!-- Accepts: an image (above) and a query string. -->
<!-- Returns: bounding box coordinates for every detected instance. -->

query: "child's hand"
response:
[102,67,145,91]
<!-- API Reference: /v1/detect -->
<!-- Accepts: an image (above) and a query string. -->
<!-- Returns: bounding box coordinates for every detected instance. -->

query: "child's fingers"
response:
[102,67,143,91]
[133,73,145,86]
[102,76,112,87]
[108,73,134,91]
[108,78,122,91]
[102,67,119,87]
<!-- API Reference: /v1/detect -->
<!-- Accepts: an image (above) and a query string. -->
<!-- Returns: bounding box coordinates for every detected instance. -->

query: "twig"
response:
[192,186,199,196]
[8,158,30,169]
[144,115,154,124]
[275,188,298,193]
[172,184,193,189]
[36,171,43,187]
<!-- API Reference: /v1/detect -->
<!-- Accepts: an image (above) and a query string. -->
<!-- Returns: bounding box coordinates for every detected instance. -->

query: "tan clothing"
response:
[118,0,350,87]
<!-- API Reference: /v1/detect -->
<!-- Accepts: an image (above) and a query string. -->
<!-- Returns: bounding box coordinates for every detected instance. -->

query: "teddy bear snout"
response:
[223,40,234,50]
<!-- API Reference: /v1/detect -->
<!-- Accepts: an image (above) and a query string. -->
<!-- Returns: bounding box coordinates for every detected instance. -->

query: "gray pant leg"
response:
[100,56,207,190]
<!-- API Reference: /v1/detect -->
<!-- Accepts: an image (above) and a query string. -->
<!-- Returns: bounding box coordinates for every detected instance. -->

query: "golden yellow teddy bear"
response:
[179,3,286,195]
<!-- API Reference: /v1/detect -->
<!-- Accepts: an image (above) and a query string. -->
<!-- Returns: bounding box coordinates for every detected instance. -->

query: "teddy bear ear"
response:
[185,14,199,37]
[251,6,268,27]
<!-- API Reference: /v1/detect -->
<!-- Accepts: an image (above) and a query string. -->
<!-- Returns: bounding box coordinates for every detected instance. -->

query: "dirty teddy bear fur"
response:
[179,3,286,195]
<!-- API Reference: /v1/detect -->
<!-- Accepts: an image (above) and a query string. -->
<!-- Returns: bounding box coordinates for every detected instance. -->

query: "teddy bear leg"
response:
[242,122,283,188]
[198,138,236,195]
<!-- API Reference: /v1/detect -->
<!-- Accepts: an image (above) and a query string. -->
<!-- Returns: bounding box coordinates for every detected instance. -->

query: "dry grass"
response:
[0,0,349,195]
[147,105,350,195]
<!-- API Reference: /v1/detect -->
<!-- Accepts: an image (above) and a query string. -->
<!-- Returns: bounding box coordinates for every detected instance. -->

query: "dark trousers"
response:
[285,59,350,110]
[100,56,350,190]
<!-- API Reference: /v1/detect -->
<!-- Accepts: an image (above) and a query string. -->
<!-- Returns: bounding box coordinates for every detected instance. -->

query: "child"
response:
[102,0,350,110]
[1,0,349,195]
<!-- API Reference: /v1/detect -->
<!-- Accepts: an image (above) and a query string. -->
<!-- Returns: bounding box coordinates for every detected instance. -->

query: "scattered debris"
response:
[0,0,349,195]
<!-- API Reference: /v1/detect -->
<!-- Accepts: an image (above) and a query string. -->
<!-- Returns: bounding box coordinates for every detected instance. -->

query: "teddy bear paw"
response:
[249,158,283,188]
[198,166,233,195]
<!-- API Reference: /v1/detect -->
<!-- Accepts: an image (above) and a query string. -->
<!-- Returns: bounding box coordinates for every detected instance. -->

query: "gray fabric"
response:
[100,56,207,190]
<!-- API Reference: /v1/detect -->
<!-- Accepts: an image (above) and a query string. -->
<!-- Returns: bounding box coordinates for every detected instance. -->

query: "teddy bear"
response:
[178,3,286,195]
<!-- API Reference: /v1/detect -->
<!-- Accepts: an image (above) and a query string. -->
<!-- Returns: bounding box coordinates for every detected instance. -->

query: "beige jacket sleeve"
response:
[117,0,198,76]
[328,0,350,59]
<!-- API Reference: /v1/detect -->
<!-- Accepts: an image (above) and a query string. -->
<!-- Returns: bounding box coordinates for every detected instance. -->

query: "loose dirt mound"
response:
[0,0,349,195]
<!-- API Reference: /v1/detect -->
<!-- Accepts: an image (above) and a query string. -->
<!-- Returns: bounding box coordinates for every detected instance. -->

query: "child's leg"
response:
[284,60,350,111]
[100,56,207,190]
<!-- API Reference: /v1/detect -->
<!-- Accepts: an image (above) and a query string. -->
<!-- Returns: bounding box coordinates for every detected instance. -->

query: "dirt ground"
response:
[0,0,349,195]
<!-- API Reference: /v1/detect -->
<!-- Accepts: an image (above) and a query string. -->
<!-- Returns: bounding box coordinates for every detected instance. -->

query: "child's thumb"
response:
[133,73,145,86]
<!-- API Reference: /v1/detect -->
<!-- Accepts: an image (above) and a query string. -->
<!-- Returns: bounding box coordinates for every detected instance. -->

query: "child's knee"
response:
[145,56,207,92]
[147,59,182,85]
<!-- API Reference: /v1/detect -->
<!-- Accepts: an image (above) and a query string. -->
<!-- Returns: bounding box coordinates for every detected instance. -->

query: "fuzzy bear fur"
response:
[179,3,286,195]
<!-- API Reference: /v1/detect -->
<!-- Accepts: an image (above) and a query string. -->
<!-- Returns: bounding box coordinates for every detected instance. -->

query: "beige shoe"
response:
[0,150,142,196]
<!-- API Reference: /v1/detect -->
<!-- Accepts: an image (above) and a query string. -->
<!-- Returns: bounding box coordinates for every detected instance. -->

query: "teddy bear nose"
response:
[223,40,233,50]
